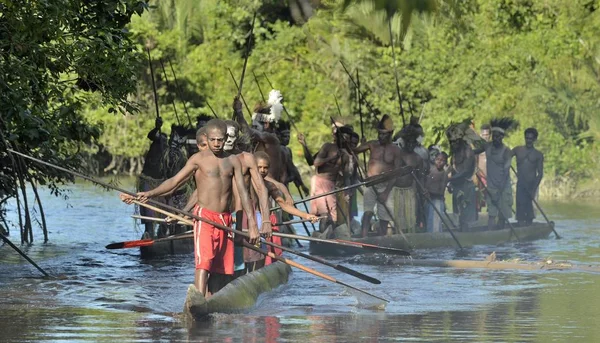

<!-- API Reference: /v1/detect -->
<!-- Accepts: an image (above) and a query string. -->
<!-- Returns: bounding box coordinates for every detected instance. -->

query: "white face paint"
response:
[251,118,264,132]
[224,126,238,151]
[417,135,424,144]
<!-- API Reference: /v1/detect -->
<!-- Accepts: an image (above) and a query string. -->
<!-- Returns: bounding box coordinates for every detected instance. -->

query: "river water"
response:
[1,181,599,342]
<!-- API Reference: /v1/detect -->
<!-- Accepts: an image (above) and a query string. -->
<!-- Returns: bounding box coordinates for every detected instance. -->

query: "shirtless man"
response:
[234,91,284,182]
[424,152,449,233]
[447,125,478,231]
[223,118,273,273]
[120,119,259,296]
[485,125,514,230]
[475,124,491,212]
[311,125,352,229]
[254,151,319,265]
[394,125,424,234]
[513,128,543,226]
[354,115,404,236]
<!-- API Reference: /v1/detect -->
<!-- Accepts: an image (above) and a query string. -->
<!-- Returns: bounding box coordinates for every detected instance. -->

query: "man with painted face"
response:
[234,91,285,183]
[120,119,259,298]
[484,118,517,230]
[513,128,543,226]
[354,115,404,236]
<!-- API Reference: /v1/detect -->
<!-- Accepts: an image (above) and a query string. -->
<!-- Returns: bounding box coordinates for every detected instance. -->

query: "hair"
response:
[205,119,227,134]
[481,124,491,131]
[195,126,207,142]
[278,120,290,131]
[196,114,213,123]
[254,151,270,164]
[524,127,538,138]
[437,151,449,161]
[350,131,359,140]
[223,119,240,133]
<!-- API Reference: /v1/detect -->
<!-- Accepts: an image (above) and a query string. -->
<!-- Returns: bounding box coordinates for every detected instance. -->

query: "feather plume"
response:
[489,117,519,134]
[252,89,283,123]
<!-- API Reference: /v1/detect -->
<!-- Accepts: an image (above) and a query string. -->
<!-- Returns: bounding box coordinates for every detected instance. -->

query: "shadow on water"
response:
[1,183,599,342]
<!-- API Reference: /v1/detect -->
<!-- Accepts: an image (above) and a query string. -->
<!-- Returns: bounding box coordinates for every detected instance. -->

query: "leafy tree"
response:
[0,0,148,242]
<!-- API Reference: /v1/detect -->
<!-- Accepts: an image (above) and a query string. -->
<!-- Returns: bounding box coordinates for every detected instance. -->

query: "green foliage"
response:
[85,0,599,195]
[0,0,147,235]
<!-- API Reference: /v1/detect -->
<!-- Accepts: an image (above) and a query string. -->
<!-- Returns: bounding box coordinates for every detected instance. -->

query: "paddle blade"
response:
[105,239,154,249]
[335,265,381,284]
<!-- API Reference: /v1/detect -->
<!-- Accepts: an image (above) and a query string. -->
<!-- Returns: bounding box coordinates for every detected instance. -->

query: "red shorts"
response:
[193,206,234,275]
[265,213,283,266]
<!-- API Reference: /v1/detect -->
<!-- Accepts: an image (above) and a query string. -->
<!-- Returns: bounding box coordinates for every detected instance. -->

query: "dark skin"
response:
[354,130,403,235]
[484,131,514,230]
[396,139,424,188]
[120,126,259,295]
[280,129,309,194]
[224,124,273,237]
[297,132,315,166]
[449,140,476,185]
[424,155,449,198]
[256,157,319,223]
[513,132,543,225]
[234,98,284,182]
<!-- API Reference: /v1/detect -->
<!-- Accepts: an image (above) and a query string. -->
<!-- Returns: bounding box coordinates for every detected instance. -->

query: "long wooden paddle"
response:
[241,241,389,303]
[124,217,409,256]
[10,149,385,290]
[510,166,560,239]
[411,171,463,250]
[274,232,411,256]
[475,173,521,243]
[130,201,382,285]
[131,214,321,228]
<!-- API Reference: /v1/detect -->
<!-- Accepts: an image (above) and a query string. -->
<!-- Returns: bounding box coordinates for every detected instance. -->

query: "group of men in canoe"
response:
[120,87,544,298]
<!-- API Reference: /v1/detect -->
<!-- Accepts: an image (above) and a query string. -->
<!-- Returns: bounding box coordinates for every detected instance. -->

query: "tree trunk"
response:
[14,181,24,244]
[28,178,48,243]
[16,170,33,243]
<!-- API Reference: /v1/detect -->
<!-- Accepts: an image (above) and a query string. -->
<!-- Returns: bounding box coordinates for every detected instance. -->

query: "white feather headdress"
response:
[252,89,283,123]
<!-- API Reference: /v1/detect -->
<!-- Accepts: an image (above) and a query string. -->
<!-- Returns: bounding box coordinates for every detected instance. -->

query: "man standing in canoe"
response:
[513,127,543,226]
[120,119,260,296]
[446,121,481,231]
[311,124,352,230]
[355,115,404,236]
[234,89,285,182]
[485,118,518,230]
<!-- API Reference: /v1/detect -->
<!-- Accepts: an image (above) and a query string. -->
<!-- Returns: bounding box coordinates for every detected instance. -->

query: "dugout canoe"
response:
[139,233,194,258]
[309,222,553,256]
[183,261,292,321]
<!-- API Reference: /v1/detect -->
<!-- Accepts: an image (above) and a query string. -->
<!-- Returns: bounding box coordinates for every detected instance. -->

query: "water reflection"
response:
[1,183,599,342]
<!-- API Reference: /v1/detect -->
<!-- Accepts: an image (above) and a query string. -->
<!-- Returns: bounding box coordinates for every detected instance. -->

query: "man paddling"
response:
[254,151,319,266]
[120,119,259,297]
[513,128,543,226]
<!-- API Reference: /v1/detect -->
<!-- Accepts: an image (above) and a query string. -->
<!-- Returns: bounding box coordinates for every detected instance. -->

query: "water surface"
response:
[1,182,599,342]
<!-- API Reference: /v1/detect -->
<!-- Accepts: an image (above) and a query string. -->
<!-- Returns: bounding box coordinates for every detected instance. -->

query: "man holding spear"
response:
[120,119,260,297]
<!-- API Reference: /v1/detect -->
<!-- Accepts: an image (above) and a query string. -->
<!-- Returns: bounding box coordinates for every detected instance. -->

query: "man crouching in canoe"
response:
[120,119,260,297]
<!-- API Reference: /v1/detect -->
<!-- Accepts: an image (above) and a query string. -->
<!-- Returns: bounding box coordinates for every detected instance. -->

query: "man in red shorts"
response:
[121,119,259,296]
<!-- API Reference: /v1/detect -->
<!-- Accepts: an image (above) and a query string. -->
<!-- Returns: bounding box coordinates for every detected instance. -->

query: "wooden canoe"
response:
[183,261,292,321]
[309,222,553,256]
[139,235,194,258]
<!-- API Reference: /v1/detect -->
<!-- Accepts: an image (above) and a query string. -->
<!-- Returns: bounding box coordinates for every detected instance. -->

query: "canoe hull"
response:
[139,236,194,258]
[309,222,553,256]
[184,261,292,321]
